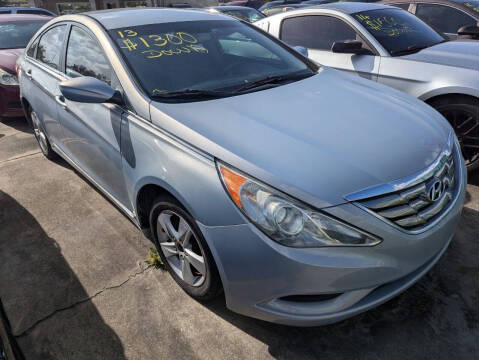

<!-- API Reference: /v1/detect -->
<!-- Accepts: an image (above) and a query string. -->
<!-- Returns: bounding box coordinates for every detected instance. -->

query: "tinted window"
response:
[0,10,11,14]
[416,4,476,33]
[37,25,66,69]
[0,20,47,49]
[391,3,410,10]
[353,8,445,55]
[109,20,313,101]
[17,9,52,16]
[281,16,359,51]
[66,26,112,85]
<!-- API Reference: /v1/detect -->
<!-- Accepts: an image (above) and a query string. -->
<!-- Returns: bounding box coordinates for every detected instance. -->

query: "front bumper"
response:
[0,85,23,118]
[198,159,466,327]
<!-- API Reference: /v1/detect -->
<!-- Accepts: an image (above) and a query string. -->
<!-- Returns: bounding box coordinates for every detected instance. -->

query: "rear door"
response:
[56,24,130,208]
[279,15,380,81]
[22,24,68,145]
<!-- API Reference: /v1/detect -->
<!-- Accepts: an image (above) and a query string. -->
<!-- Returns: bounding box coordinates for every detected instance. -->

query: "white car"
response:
[256,2,479,169]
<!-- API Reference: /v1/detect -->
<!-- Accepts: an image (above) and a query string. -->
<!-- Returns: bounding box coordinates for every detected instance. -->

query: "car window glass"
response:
[36,25,66,70]
[0,10,10,14]
[66,26,112,85]
[416,3,476,33]
[281,15,367,51]
[109,20,313,99]
[391,3,410,10]
[26,38,39,57]
[0,20,47,50]
[218,31,280,60]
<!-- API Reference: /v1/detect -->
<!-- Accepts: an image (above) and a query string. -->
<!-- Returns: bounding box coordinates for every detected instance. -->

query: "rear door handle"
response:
[55,95,67,108]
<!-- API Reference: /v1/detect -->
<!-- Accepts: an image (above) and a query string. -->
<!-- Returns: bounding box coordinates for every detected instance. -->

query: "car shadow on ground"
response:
[0,117,32,135]
[204,206,479,359]
[0,191,127,359]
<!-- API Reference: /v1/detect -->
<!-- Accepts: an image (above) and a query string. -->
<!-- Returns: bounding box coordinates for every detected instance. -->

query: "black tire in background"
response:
[429,95,479,171]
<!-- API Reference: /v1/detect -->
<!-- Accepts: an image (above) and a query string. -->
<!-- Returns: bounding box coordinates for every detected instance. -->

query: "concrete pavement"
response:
[0,116,478,359]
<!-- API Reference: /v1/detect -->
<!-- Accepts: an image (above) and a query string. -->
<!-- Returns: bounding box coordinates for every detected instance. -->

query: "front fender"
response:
[419,86,479,102]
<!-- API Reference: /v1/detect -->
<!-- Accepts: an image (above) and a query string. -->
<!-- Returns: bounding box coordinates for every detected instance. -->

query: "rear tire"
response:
[149,195,222,300]
[429,95,479,171]
[28,107,57,160]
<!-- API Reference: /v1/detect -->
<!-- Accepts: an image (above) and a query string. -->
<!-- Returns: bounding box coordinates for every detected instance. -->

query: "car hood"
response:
[402,40,479,70]
[149,67,451,208]
[0,48,23,74]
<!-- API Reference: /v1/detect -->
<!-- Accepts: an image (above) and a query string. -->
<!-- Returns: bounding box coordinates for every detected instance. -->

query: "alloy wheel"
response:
[31,110,49,155]
[156,210,206,287]
[439,105,479,167]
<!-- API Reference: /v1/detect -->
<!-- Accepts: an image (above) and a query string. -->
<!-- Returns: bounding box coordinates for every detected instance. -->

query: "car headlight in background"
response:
[217,162,381,248]
[0,68,18,86]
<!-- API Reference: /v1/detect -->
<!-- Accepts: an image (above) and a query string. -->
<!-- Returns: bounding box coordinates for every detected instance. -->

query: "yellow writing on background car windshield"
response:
[355,14,414,37]
[115,29,209,59]
[465,2,479,13]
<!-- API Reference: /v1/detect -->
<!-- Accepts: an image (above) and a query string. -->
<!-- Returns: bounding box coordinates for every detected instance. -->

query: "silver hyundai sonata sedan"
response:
[18,8,466,326]
[256,3,479,169]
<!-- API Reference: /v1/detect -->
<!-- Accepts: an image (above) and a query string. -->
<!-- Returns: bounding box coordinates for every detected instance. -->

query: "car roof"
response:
[85,8,236,29]
[313,2,396,14]
[0,13,52,22]
[213,5,256,10]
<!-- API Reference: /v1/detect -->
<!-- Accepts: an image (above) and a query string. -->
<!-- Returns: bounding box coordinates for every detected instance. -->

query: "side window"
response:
[66,26,112,86]
[36,25,66,70]
[0,11,11,14]
[26,38,39,58]
[391,3,411,10]
[281,15,365,51]
[416,4,476,34]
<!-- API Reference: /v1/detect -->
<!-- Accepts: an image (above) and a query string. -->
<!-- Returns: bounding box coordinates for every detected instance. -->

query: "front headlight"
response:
[218,162,381,248]
[0,68,18,86]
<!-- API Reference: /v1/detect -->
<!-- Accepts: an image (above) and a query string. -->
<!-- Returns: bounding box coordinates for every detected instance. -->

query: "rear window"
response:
[0,20,47,49]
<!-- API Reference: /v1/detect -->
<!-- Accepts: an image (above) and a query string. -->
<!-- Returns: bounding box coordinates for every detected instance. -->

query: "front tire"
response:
[149,195,222,300]
[29,107,57,160]
[429,95,479,170]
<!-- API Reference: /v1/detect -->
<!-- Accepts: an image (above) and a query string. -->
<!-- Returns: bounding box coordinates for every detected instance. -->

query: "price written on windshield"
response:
[355,14,414,37]
[116,29,209,58]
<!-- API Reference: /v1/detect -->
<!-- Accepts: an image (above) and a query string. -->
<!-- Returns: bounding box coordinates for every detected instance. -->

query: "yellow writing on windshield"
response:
[356,14,414,37]
[465,2,479,13]
[117,29,206,59]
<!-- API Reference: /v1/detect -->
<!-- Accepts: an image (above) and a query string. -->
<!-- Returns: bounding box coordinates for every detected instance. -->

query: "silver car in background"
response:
[17,8,466,326]
[256,2,479,168]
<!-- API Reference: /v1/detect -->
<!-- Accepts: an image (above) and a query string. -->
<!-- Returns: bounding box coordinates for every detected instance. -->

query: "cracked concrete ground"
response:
[0,116,478,359]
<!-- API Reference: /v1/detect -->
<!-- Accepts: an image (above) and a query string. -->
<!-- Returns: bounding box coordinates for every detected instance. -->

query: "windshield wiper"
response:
[390,44,430,56]
[151,89,234,100]
[235,72,313,92]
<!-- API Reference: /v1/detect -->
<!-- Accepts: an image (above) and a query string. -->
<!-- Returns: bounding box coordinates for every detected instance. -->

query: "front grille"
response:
[348,134,459,232]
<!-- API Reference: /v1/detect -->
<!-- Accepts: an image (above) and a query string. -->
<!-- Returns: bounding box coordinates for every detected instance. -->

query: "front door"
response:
[56,25,131,209]
[279,15,380,81]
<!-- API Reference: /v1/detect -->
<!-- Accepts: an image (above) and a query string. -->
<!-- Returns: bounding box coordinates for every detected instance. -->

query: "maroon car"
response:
[0,14,50,118]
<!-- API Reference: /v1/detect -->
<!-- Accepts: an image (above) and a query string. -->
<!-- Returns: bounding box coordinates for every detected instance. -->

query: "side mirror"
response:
[293,46,309,57]
[331,40,364,54]
[457,25,479,38]
[59,76,123,105]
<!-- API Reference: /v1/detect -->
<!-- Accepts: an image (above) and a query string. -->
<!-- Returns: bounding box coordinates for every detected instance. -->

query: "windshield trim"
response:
[107,19,320,103]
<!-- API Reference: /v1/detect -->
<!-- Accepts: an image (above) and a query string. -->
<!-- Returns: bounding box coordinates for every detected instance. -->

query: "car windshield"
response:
[220,8,265,23]
[353,8,446,56]
[0,20,47,49]
[109,20,314,102]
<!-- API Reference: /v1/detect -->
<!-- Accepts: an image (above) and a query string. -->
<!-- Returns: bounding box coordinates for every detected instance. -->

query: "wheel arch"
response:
[419,86,479,103]
[135,177,196,230]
